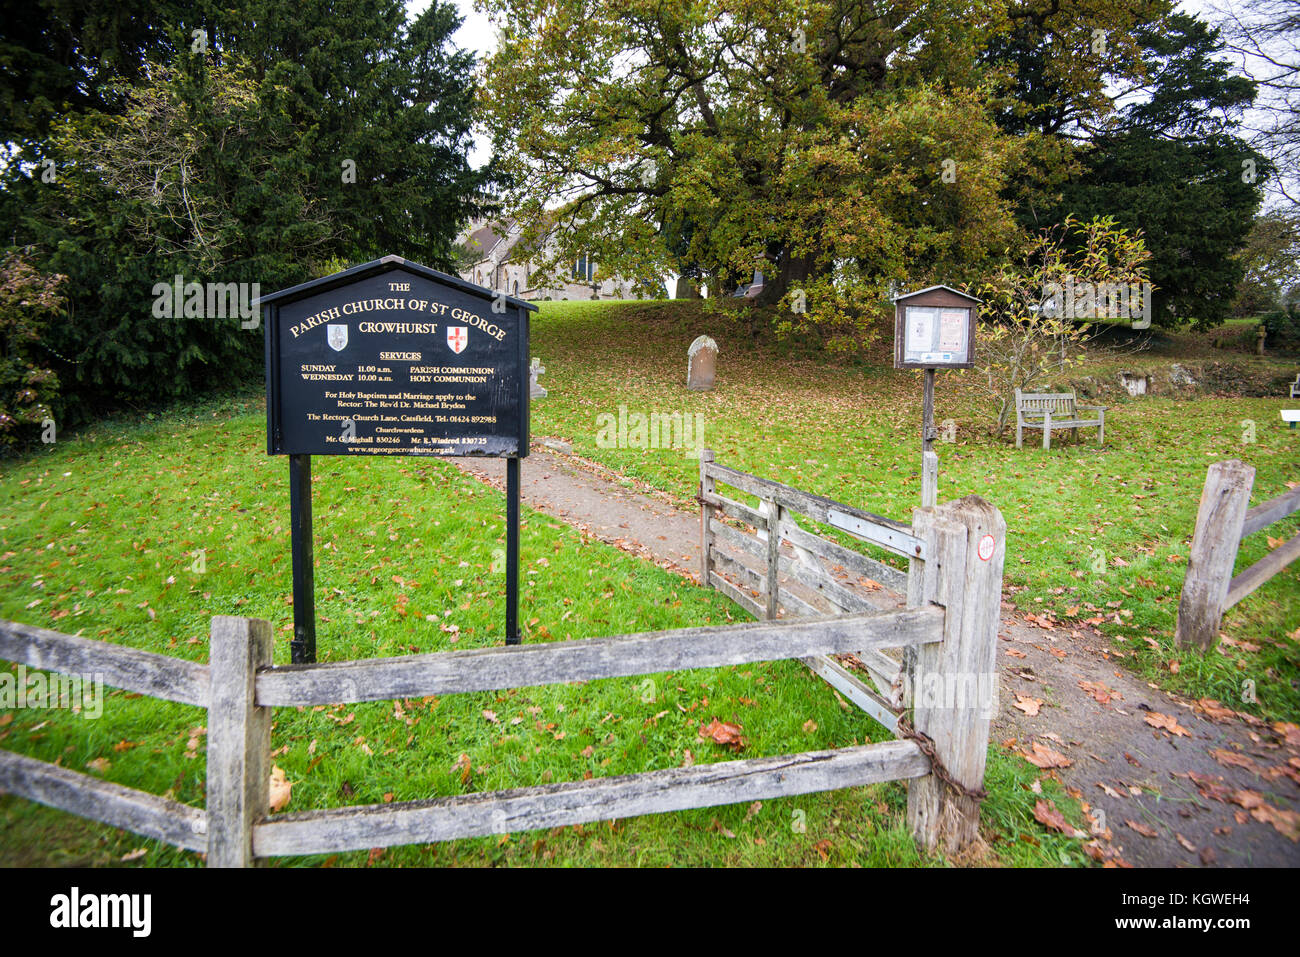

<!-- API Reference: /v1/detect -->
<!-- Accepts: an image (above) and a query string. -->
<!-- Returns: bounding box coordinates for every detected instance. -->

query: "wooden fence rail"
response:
[1176,459,1300,650]
[697,452,922,730]
[1,474,1004,863]
[696,452,1006,850]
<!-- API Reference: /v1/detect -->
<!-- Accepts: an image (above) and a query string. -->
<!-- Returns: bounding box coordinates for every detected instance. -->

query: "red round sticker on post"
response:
[978,534,995,562]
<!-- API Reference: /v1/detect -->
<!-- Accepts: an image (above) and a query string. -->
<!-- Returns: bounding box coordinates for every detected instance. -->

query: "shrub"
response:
[1261,303,1300,350]
[0,250,66,450]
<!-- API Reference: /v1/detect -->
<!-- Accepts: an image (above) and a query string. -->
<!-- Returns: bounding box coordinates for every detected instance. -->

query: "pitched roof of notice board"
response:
[891,284,982,304]
[258,255,539,311]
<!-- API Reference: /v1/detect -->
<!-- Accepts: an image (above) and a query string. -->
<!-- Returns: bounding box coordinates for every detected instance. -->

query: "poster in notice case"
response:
[902,305,971,366]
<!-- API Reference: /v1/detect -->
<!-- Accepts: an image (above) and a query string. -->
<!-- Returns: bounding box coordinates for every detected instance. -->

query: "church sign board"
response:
[261,256,537,663]
[264,255,534,458]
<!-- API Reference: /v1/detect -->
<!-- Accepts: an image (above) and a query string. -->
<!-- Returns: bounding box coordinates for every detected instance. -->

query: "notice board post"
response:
[893,285,981,509]
[262,255,536,663]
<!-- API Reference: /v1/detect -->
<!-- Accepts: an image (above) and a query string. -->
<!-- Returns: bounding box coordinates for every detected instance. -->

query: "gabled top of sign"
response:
[891,284,982,305]
[259,254,539,311]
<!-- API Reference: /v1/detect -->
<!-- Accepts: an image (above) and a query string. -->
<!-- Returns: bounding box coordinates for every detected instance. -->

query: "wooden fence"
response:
[0,473,1005,863]
[1176,458,1300,649]
[697,451,1006,850]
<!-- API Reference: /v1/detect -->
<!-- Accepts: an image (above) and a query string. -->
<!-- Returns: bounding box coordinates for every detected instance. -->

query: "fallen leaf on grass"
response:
[709,817,736,839]
[1023,742,1073,769]
[1013,695,1043,716]
[802,719,818,733]
[268,765,293,812]
[1034,799,1086,838]
[453,753,472,786]
[1144,711,1192,737]
[699,718,745,752]
[744,801,762,822]
[85,757,110,774]
[120,848,147,862]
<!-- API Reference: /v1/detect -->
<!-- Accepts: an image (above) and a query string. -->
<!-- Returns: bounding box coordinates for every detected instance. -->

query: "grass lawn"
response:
[527,300,1300,723]
[0,394,1081,867]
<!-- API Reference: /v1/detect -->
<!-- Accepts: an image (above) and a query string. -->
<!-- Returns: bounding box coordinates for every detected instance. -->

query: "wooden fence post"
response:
[921,450,938,509]
[206,615,273,867]
[765,501,781,620]
[1175,459,1255,651]
[906,495,1005,854]
[699,449,715,587]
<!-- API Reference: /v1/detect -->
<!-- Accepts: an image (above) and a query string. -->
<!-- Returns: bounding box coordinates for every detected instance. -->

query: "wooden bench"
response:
[1015,389,1106,449]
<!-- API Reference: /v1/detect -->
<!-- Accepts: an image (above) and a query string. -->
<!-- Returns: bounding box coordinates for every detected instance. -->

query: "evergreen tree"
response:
[1050,14,1267,327]
[0,0,493,419]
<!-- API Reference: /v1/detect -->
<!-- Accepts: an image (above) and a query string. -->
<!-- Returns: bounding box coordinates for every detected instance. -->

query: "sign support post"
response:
[289,453,316,664]
[506,456,521,645]
[921,368,937,508]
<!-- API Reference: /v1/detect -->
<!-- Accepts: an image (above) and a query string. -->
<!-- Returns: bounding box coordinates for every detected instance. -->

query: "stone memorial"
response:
[530,357,547,399]
[687,335,717,391]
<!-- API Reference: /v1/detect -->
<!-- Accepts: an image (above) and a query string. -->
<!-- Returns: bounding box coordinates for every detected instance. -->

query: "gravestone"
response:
[530,357,547,399]
[687,335,717,391]
[1118,371,1149,396]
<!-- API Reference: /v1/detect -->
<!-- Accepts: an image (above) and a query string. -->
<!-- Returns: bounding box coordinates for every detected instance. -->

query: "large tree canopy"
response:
[478,0,1180,346]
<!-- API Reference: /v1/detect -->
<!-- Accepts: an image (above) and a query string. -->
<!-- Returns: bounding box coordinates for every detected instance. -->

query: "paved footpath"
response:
[457,447,1300,867]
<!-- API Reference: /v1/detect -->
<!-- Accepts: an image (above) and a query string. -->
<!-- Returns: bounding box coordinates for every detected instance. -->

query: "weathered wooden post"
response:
[699,448,715,586]
[921,450,938,509]
[765,499,782,620]
[905,495,1005,853]
[1175,459,1255,650]
[206,616,273,867]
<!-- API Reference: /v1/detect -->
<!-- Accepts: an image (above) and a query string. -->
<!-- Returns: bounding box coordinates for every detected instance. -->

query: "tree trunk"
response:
[752,248,815,310]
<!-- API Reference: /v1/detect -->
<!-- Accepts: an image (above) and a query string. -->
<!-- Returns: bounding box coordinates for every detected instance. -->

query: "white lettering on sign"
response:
[978,534,995,562]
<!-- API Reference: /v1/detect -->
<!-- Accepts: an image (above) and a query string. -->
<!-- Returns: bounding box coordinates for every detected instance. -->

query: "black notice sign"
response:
[263,256,535,457]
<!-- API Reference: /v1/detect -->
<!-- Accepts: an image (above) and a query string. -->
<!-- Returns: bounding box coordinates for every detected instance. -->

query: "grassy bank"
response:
[0,395,1077,866]
[527,300,1300,723]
